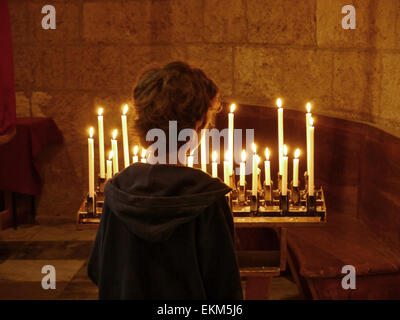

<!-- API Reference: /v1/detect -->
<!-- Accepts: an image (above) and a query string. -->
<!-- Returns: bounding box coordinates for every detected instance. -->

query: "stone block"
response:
[282,48,333,114]
[247,0,316,45]
[332,51,381,122]
[170,0,203,42]
[8,1,30,44]
[187,45,233,97]
[13,46,34,90]
[234,46,283,106]
[204,0,247,43]
[32,46,65,90]
[65,46,121,90]
[380,53,400,128]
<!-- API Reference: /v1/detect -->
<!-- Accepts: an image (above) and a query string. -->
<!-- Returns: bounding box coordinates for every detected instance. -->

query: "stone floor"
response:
[0,221,302,300]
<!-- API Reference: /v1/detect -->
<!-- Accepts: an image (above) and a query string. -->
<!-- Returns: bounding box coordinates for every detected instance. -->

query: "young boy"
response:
[88,61,243,300]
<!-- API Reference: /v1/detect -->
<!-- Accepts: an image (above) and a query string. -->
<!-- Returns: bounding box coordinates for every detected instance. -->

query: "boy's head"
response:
[133,61,221,150]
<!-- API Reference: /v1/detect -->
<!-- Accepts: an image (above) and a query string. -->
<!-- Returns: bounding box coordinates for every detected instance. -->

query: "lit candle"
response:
[132,145,139,163]
[200,130,207,173]
[239,150,246,186]
[277,98,284,175]
[212,151,218,178]
[111,129,119,174]
[88,127,95,198]
[309,118,315,195]
[306,102,312,175]
[293,148,300,187]
[228,103,235,175]
[264,148,271,186]
[97,108,105,179]
[282,145,288,196]
[141,148,147,163]
[224,151,230,185]
[251,143,258,196]
[121,104,130,168]
[106,151,113,180]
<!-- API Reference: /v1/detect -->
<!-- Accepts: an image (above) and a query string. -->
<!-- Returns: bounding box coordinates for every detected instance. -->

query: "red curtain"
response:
[0,0,16,142]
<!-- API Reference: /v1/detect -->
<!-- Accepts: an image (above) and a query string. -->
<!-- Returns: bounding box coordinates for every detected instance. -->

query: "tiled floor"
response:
[0,222,301,300]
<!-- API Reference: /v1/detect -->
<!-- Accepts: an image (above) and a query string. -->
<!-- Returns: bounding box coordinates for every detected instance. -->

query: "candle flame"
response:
[309,117,314,126]
[122,104,129,115]
[89,127,94,138]
[108,150,113,160]
[133,145,138,156]
[212,151,217,162]
[241,149,247,162]
[265,147,270,160]
[276,98,282,108]
[283,145,288,156]
[141,148,147,158]
[98,108,104,116]
[251,143,257,154]
[112,129,118,140]
[306,102,311,113]
[224,151,230,161]
[295,148,300,159]
[230,103,236,113]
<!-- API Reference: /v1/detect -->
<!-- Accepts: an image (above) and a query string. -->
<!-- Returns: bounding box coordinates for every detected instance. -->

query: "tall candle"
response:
[239,150,246,186]
[97,108,105,179]
[132,145,139,163]
[141,148,147,163]
[111,129,119,174]
[121,104,130,168]
[88,127,95,198]
[200,130,207,173]
[306,102,312,174]
[257,156,261,190]
[293,148,300,187]
[224,151,230,185]
[106,150,113,180]
[282,145,288,196]
[264,148,271,186]
[277,98,284,174]
[212,151,218,178]
[228,103,235,175]
[309,118,315,195]
[251,143,258,196]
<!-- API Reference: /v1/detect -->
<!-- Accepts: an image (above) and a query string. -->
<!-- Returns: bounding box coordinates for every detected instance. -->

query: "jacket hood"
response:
[104,163,231,242]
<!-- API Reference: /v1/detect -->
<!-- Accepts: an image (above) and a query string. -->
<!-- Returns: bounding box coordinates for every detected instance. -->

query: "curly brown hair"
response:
[133,61,221,149]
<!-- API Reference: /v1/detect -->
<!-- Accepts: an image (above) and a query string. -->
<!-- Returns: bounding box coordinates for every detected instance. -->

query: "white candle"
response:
[141,148,147,163]
[309,118,315,195]
[121,104,130,168]
[228,103,235,175]
[306,102,312,175]
[88,127,95,198]
[212,151,218,178]
[200,129,207,173]
[132,145,139,163]
[106,150,113,180]
[257,156,261,189]
[224,151,230,185]
[293,148,300,187]
[251,143,258,196]
[239,150,246,186]
[276,98,284,175]
[111,129,119,174]
[282,145,288,196]
[264,148,271,186]
[97,108,105,179]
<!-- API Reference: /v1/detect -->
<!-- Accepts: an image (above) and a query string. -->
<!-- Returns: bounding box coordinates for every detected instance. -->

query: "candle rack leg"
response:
[237,182,247,205]
[307,195,316,215]
[263,182,273,205]
[291,184,300,206]
[279,195,288,214]
[250,195,258,213]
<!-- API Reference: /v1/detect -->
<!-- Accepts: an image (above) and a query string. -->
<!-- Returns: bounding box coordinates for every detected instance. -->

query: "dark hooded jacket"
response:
[87,163,243,300]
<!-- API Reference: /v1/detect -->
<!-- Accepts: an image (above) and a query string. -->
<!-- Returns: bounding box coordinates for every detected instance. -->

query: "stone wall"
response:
[7,0,400,218]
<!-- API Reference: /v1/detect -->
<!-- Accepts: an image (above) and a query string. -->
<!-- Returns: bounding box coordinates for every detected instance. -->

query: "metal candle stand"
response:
[76,175,105,229]
[229,172,326,220]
